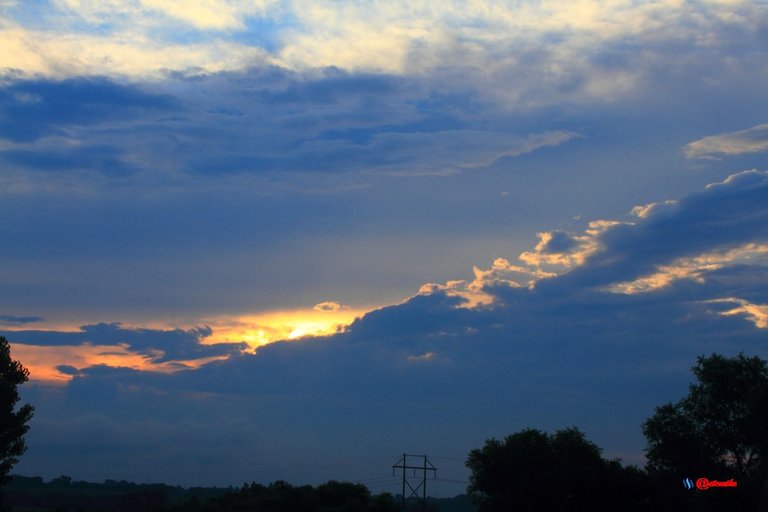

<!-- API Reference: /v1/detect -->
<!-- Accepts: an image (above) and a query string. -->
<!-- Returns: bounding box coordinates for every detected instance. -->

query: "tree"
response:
[643,353,768,511]
[643,353,768,478]
[466,427,647,511]
[0,336,33,486]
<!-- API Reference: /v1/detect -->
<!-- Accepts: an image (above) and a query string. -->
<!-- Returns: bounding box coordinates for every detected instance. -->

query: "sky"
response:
[1,0,768,497]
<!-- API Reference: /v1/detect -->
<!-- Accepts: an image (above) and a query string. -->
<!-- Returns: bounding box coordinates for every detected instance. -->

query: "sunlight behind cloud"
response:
[519,221,624,275]
[12,342,227,385]
[607,244,768,295]
[6,303,369,384]
[709,298,768,329]
[202,305,368,350]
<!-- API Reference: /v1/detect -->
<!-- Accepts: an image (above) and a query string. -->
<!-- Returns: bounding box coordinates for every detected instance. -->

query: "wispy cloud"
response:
[0,314,44,326]
[0,71,579,197]
[707,297,768,329]
[685,124,768,159]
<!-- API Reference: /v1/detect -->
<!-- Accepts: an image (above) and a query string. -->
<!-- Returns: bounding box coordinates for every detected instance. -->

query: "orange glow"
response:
[8,302,372,384]
[10,342,229,385]
[202,305,367,350]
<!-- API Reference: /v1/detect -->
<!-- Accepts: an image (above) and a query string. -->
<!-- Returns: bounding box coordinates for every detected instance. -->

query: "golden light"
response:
[10,342,229,386]
[202,303,368,350]
[8,301,372,384]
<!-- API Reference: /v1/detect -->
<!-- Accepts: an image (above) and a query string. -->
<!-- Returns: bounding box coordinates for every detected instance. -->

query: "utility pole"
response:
[392,453,436,512]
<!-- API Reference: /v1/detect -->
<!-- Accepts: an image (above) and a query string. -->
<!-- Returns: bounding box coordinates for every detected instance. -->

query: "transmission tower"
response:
[392,453,436,512]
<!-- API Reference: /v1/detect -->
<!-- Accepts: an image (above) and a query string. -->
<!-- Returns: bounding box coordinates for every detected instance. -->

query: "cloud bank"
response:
[8,171,768,489]
[1,0,767,494]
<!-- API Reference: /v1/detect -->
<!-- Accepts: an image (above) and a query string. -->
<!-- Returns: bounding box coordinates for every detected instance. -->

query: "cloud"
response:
[138,0,276,31]
[518,223,621,275]
[0,76,177,143]
[4,306,375,382]
[607,244,768,295]
[2,0,764,115]
[3,323,246,364]
[2,0,767,490]
[406,352,436,363]
[313,301,347,312]
[630,200,676,219]
[0,26,273,79]
[1,144,138,176]
[11,343,187,384]
[280,129,579,177]
[0,314,44,326]
[13,170,768,488]
[20,411,272,485]
[53,0,278,31]
[707,298,768,329]
[280,0,762,80]
[0,71,580,193]
[529,170,768,296]
[685,124,768,159]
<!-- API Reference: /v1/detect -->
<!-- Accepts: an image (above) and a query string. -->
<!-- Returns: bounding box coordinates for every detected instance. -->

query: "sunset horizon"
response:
[1,0,767,500]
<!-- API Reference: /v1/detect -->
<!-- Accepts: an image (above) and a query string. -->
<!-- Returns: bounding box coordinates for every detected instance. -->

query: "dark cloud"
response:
[537,170,768,295]
[15,172,768,489]
[1,144,137,176]
[538,230,578,253]
[55,365,79,376]
[0,69,577,182]
[0,76,178,142]
[252,68,400,104]
[5,323,245,364]
[0,314,43,326]
[0,66,586,320]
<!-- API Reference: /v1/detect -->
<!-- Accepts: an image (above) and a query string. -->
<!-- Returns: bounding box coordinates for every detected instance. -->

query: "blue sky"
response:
[1,0,768,496]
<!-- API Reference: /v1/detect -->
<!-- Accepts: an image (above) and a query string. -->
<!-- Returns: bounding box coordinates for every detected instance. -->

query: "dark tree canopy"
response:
[466,427,647,511]
[0,336,33,486]
[643,353,768,478]
[157,479,398,512]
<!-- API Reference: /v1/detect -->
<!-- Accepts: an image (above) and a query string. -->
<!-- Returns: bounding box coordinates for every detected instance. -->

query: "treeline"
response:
[3,475,229,512]
[158,480,399,512]
[465,353,768,511]
[3,476,473,512]
[3,352,768,511]
[466,426,767,511]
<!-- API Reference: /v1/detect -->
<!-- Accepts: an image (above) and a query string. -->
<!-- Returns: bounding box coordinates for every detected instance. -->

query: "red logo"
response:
[696,477,738,490]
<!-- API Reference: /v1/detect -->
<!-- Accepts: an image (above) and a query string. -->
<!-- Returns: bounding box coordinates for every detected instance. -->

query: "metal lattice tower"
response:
[392,454,436,512]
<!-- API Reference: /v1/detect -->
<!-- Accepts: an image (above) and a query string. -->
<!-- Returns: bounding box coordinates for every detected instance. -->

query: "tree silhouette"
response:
[156,479,398,512]
[0,336,33,481]
[643,353,768,510]
[466,427,647,511]
[643,353,768,478]
[0,336,34,508]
